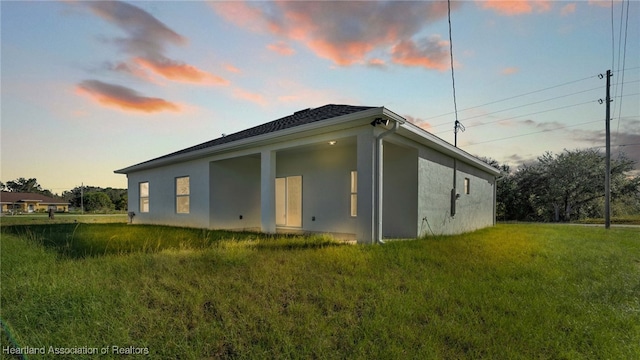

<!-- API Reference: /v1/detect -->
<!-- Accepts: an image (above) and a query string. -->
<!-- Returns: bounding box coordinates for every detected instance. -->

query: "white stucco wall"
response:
[127,158,210,228]
[417,147,495,236]
[209,155,262,231]
[382,142,418,238]
[123,122,496,240]
[276,140,358,236]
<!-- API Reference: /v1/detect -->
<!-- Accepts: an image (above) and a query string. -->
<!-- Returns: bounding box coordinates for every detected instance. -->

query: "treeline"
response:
[4,148,639,221]
[62,186,127,212]
[1,178,127,212]
[486,148,640,222]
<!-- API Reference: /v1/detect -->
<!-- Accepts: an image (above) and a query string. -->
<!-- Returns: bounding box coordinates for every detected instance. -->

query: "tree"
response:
[62,186,127,211]
[83,192,114,212]
[4,178,55,197]
[494,148,640,222]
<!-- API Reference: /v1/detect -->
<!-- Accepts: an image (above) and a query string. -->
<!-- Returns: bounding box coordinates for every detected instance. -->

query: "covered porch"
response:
[208,126,418,243]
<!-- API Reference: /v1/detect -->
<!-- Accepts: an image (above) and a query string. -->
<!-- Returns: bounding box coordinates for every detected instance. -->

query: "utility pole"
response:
[81,182,84,215]
[604,70,612,229]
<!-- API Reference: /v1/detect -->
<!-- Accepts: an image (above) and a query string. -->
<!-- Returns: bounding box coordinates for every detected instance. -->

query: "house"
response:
[115,104,501,244]
[1,192,69,214]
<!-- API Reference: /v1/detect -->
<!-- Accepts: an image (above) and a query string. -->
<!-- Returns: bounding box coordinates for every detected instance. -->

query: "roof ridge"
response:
[137,104,376,165]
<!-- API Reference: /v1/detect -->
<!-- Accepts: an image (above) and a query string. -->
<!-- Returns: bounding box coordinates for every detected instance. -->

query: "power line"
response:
[430,89,637,135]
[446,0,463,146]
[455,86,601,123]
[615,0,631,141]
[423,74,599,123]
[427,79,638,130]
[434,99,597,134]
[463,119,603,147]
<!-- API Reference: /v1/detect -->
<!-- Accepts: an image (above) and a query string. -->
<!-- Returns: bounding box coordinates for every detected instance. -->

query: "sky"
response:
[1,0,639,194]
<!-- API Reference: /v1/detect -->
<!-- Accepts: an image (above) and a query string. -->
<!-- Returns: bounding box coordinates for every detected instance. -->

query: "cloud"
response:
[560,3,577,16]
[76,80,180,113]
[233,88,268,106]
[225,64,241,73]
[133,57,229,85]
[82,1,225,86]
[517,119,565,131]
[391,36,450,71]
[102,61,158,83]
[588,0,614,8]
[212,1,454,67]
[571,119,640,167]
[477,0,552,15]
[267,41,296,56]
[367,58,387,69]
[85,1,185,57]
[405,115,433,132]
[501,67,519,75]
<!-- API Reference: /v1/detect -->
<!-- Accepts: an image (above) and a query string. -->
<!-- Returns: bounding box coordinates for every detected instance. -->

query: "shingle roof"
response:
[145,104,376,163]
[0,192,68,204]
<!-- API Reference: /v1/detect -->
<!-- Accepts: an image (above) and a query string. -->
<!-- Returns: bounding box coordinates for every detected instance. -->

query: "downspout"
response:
[375,120,400,244]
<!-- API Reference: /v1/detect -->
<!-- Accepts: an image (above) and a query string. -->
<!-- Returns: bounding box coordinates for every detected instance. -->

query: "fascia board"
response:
[399,122,501,176]
[115,107,385,174]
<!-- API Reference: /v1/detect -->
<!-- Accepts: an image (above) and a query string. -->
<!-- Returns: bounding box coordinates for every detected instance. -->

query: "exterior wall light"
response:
[328,141,337,145]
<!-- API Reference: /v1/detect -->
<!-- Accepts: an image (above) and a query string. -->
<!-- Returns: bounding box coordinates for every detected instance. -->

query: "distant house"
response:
[0,192,69,213]
[115,104,500,244]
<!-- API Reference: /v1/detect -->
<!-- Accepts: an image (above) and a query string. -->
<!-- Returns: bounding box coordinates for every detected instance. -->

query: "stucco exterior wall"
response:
[276,141,357,236]
[209,155,261,231]
[127,158,210,228]
[122,121,496,240]
[417,147,495,236]
[382,142,418,238]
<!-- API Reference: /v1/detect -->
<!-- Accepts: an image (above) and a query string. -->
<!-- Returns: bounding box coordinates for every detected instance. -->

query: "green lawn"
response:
[0,213,127,226]
[1,224,638,359]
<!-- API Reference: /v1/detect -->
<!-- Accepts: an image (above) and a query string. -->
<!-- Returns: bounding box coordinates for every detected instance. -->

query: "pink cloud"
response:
[405,115,433,132]
[213,1,455,68]
[367,58,386,68]
[133,57,229,85]
[267,41,296,56]
[560,3,577,15]
[501,67,519,75]
[81,1,228,87]
[225,64,241,73]
[477,0,552,15]
[391,37,450,71]
[76,80,181,113]
[233,88,267,106]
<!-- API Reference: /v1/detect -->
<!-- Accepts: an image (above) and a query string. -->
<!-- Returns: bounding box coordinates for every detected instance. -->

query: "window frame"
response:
[139,181,149,213]
[175,176,190,214]
[350,170,358,217]
[464,177,470,195]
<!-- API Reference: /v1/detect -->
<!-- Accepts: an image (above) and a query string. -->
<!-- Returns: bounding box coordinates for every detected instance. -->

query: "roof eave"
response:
[399,122,501,176]
[115,107,385,174]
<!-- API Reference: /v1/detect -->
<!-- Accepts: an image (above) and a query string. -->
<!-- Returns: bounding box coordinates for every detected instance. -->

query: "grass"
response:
[0,213,127,226]
[1,224,639,359]
[575,215,640,225]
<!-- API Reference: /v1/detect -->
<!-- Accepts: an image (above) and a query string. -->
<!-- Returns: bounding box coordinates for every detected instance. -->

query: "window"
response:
[350,171,357,217]
[139,182,149,213]
[275,175,302,227]
[464,178,470,195]
[176,176,190,214]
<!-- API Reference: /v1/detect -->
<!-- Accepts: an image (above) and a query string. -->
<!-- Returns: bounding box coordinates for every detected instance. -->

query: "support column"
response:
[356,130,375,244]
[260,150,276,234]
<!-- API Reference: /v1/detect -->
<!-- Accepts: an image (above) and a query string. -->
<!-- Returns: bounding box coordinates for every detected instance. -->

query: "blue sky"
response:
[1,0,638,194]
